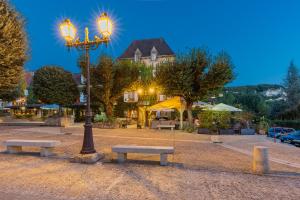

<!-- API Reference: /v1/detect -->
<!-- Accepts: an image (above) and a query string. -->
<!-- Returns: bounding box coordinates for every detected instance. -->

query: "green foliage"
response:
[277,104,300,120]
[218,93,270,117]
[235,93,270,116]
[0,0,28,100]
[139,65,153,82]
[156,48,234,124]
[221,93,235,105]
[74,109,84,122]
[273,120,300,129]
[26,84,38,104]
[225,84,283,94]
[79,55,139,117]
[94,112,107,122]
[183,124,196,133]
[284,61,300,109]
[198,111,231,131]
[32,66,79,106]
[267,61,300,120]
[14,113,34,119]
[258,117,270,132]
[113,97,137,118]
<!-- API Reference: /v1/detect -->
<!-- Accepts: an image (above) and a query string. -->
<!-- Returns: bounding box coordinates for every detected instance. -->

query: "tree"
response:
[79,55,139,117]
[0,0,27,100]
[284,61,300,109]
[156,48,234,124]
[235,93,270,117]
[32,66,79,107]
[26,84,38,104]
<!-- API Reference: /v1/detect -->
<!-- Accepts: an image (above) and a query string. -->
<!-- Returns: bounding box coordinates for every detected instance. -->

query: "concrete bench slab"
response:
[2,139,61,157]
[157,124,175,131]
[112,145,174,166]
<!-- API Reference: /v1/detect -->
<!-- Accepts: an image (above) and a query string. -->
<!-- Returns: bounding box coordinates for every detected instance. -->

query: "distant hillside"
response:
[224,84,286,101]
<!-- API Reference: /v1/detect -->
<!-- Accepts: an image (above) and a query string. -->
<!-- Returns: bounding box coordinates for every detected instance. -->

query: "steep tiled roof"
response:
[119,38,174,59]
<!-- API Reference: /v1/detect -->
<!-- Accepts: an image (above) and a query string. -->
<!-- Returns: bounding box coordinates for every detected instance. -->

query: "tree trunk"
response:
[187,101,193,125]
[106,103,114,118]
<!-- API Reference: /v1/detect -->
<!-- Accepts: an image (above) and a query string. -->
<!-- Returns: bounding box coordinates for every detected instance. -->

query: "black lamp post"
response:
[59,13,113,155]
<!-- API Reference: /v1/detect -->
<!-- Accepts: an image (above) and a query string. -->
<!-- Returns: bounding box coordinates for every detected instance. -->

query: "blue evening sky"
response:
[11,0,300,86]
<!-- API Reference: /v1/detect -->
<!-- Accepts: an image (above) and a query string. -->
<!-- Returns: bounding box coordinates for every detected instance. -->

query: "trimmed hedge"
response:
[273,120,300,130]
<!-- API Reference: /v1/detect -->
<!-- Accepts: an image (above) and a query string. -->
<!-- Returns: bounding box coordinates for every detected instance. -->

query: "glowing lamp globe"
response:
[60,19,76,42]
[98,13,113,38]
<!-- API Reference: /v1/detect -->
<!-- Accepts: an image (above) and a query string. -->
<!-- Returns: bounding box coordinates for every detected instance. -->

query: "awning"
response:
[147,96,186,129]
[41,104,59,110]
[147,96,185,112]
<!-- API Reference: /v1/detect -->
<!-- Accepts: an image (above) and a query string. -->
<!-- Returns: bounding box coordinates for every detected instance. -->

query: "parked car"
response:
[293,140,300,147]
[280,131,300,143]
[283,128,296,134]
[268,127,284,138]
[267,127,296,138]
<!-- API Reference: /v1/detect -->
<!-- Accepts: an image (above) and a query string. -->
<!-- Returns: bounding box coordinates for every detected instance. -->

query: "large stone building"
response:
[119,38,175,103]
[119,38,175,124]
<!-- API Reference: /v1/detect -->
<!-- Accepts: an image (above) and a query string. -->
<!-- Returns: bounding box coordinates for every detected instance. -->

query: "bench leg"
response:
[40,147,54,157]
[117,153,127,163]
[7,146,22,154]
[160,154,168,166]
[171,127,174,131]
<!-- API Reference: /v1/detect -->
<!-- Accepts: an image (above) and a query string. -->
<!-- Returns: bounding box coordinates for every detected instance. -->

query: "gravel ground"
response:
[0,126,299,200]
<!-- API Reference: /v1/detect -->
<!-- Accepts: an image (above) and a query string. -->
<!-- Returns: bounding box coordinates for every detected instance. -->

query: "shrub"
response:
[14,113,34,119]
[94,112,107,122]
[198,111,231,132]
[273,120,300,130]
[183,124,196,133]
[258,117,270,131]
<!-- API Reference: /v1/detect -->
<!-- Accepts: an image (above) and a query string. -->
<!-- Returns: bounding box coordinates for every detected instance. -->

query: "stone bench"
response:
[157,124,175,131]
[112,145,174,166]
[2,139,61,157]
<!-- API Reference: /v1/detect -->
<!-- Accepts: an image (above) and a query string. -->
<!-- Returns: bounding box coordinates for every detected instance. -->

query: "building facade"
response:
[119,38,175,103]
[119,38,175,124]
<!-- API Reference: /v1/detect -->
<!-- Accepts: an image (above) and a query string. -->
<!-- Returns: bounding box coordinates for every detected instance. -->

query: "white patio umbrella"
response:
[205,103,242,112]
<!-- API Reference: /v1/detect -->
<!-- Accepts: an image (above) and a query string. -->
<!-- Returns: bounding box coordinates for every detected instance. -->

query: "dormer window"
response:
[134,48,142,62]
[151,46,158,61]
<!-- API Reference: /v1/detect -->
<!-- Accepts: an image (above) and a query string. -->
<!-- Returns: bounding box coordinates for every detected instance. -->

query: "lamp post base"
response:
[70,152,104,164]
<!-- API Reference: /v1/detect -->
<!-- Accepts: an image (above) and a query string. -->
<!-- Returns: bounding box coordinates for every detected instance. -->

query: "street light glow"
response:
[60,19,76,42]
[98,12,113,38]
[149,88,155,94]
[137,88,143,95]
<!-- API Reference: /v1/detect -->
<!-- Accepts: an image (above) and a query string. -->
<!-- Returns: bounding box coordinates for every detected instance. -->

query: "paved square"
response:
[0,126,299,200]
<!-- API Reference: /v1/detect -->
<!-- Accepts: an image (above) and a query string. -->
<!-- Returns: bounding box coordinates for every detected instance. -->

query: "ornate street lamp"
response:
[59,13,113,162]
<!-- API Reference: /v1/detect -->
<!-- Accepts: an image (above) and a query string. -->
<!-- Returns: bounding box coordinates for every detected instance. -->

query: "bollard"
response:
[252,146,269,174]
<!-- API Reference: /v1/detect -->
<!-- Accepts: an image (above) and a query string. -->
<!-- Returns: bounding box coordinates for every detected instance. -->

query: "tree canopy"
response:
[32,66,79,106]
[79,55,140,117]
[0,0,27,100]
[156,48,234,123]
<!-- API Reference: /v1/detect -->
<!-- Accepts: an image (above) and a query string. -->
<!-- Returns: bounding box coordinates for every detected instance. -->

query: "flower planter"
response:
[93,122,117,129]
[219,129,235,135]
[197,128,210,134]
[241,128,255,135]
